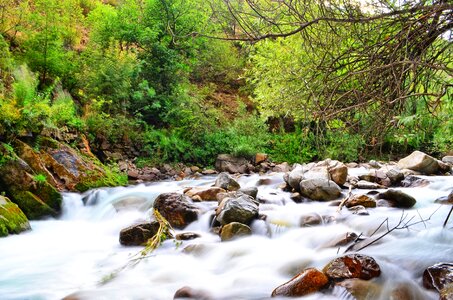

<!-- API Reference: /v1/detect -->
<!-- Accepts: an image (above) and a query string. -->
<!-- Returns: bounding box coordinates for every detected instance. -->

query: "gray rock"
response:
[286,164,305,191]
[215,154,250,174]
[355,180,385,189]
[273,162,291,173]
[299,178,342,201]
[238,187,258,199]
[400,175,430,187]
[349,205,369,215]
[442,156,453,165]
[214,172,241,191]
[397,151,440,174]
[216,194,259,225]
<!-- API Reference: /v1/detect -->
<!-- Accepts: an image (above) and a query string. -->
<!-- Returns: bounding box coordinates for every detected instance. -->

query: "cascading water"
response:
[0,173,452,300]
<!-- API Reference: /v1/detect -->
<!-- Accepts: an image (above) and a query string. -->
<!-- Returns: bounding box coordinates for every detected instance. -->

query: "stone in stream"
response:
[153,193,199,229]
[323,254,381,281]
[184,187,226,201]
[322,232,358,248]
[376,189,416,208]
[216,194,259,225]
[214,172,241,191]
[215,154,250,174]
[174,286,213,299]
[300,213,335,227]
[397,151,441,174]
[359,170,391,187]
[349,205,369,215]
[238,186,258,199]
[220,222,252,241]
[423,263,453,292]
[299,178,342,201]
[440,283,453,300]
[119,221,161,246]
[355,180,385,189]
[345,194,376,208]
[400,175,430,188]
[333,278,381,300]
[176,232,201,241]
[0,196,31,237]
[271,268,329,297]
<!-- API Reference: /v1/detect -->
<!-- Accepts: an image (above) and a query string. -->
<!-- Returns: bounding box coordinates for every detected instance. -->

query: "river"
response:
[0,171,452,299]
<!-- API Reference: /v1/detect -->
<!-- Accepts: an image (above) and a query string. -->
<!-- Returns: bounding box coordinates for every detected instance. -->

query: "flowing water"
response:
[0,171,452,300]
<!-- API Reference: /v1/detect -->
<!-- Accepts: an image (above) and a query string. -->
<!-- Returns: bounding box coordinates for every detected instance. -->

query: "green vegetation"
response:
[0,0,450,169]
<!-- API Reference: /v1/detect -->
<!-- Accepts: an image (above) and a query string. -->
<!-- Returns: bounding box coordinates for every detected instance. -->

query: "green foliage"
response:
[33,173,47,184]
[0,143,17,167]
[267,128,318,164]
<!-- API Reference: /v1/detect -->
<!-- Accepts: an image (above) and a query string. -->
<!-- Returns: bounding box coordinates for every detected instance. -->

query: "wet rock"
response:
[214,172,241,191]
[376,189,416,208]
[174,286,213,300]
[119,221,161,246]
[438,161,451,173]
[300,213,322,227]
[400,175,430,188]
[299,178,342,201]
[345,194,376,208]
[182,244,211,256]
[323,232,358,248]
[286,165,305,191]
[435,191,453,205]
[349,205,369,215]
[323,254,381,280]
[442,156,453,165]
[334,278,380,300]
[423,263,453,292]
[176,232,201,241]
[290,192,302,203]
[201,169,217,175]
[391,282,427,300]
[0,196,31,237]
[216,194,259,225]
[440,283,453,300]
[185,187,226,201]
[271,268,328,297]
[215,154,250,174]
[153,193,199,229]
[355,180,385,189]
[397,151,440,174]
[220,222,252,241]
[238,187,258,199]
[383,167,405,184]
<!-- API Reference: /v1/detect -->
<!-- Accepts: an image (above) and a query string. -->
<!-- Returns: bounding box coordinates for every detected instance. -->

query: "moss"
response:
[12,191,58,220]
[0,196,30,237]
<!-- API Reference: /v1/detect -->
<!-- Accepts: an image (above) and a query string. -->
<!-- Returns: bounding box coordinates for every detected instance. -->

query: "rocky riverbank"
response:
[112,150,453,299]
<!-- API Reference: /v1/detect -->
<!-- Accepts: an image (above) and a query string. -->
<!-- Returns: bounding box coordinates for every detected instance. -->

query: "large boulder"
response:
[214,172,241,191]
[216,194,259,225]
[215,154,250,174]
[271,268,329,297]
[323,254,381,281]
[397,151,441,174]
[0,196,30,237]
[423,263,453,292]
[0,144,62,219]
[119,221,161,246]
[299,178,342,201]
[153,193,199,229]
[220,222,252,241]
[376,189,416,208]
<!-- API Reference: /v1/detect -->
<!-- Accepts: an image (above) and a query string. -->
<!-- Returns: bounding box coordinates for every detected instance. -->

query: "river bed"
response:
[0,172,452,299]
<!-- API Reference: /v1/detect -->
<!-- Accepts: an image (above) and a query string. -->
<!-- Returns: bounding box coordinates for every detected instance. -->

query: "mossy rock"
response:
[0,196,31,237]
[12,191,59,219]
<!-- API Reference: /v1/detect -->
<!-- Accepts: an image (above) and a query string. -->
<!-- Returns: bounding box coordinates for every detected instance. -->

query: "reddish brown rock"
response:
[185,187,226,201]
[153,193,199,229]
[345,194,377,208]
[271,268,329,297]
[423,263,453,292]
[323,254,381,280]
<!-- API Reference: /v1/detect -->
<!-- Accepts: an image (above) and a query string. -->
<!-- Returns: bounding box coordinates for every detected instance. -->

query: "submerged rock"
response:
[214,172,241,191]
[175,232,201,241]
[184,187,226,201]
[423,263,453,292]
[174,286,213,299]
[397,151,440,174]
[334,278,381,300]
[377,189,416,208]
[299,178,342,201]
[0,196,31,237]
[119,221,161,246]
[271,268,328,297]
[220,222,252,241]
[153,193,199,229]
[400,175,430,188]
[323,254,381,280]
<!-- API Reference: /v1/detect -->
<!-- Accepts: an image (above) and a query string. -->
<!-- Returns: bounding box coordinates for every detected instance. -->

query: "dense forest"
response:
[0,0,452,167]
